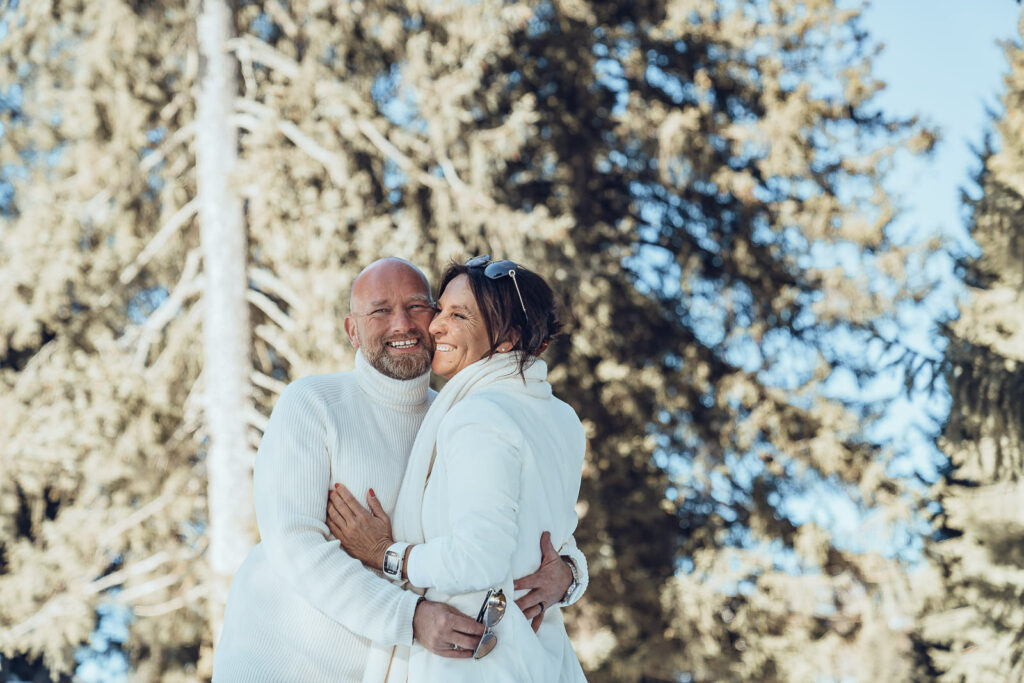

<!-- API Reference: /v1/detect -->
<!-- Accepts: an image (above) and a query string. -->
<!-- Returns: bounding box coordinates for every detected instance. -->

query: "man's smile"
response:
[385,338,422,350]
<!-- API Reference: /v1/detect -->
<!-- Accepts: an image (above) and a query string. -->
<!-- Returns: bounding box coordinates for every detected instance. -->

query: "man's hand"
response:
[513,531,573,632]
[326,484,393,569]
[413,600,485,658]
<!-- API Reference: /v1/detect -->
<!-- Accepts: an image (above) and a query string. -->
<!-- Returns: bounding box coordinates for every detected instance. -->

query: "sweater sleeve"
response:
[556,536,589,606]
[253,381,419,646]
[555,428,589,606]
[408,400,524,594]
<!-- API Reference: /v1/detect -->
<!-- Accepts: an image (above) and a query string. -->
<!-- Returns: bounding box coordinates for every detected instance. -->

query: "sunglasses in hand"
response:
[473,588,507,659]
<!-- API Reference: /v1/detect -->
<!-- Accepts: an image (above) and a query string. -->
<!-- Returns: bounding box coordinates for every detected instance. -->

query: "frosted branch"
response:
[115,572,181,603]
[134,249,202,369]
[142,289,203,379]
[354,119,444,191]
[119,198,200,286]
[133,584,208,618]
[98,491,177,547]
[225,35,299,79]
[251,369,287,395]
[439,155,495,209]
[140,122,197,174]
[169,369,205,444]
[249,267,304,314]
[82,551,173,598]
[246,406,269,433]
[230,36,496,207]
[247,288,295,333]
[2,596,76,641]
[254,323,302,370]
[235,98,348,187]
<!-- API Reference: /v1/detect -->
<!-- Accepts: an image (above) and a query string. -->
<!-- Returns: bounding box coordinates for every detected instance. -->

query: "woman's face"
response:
[429,274,493,380]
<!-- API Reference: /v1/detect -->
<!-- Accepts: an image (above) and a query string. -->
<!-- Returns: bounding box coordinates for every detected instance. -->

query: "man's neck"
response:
[354,350,430,410]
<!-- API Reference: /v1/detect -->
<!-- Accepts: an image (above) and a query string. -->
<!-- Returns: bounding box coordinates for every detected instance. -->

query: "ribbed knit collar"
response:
[354,349,431,411]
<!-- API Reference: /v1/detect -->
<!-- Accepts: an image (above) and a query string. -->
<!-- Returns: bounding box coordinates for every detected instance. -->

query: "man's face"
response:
[345,261,435,380]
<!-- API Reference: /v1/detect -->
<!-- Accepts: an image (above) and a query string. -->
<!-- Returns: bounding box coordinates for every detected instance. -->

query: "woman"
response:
[328,256,588,682]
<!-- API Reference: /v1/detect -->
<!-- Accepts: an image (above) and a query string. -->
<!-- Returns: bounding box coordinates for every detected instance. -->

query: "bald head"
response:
[344,257,435,379]
[350,257,431,312]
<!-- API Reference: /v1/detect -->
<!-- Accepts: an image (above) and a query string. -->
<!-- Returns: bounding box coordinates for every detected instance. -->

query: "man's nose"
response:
[390,308,414,331]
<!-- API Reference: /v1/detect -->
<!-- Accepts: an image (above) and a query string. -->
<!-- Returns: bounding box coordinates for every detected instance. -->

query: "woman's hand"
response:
[326,484,393,570]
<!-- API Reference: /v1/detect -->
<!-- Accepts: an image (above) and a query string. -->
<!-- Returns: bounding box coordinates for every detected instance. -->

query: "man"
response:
[213,258,585,681]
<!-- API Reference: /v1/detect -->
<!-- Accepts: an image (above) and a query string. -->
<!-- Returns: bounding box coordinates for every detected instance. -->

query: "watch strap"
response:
[383,541,411,580]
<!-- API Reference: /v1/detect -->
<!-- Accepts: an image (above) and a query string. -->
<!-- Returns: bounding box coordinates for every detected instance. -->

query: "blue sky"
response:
[865,1,1020,251]
[782,2,1021,552]
[863,0,1020,466]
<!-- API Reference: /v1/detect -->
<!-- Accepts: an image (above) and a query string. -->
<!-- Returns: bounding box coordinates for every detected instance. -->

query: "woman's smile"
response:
[429,275,493,380]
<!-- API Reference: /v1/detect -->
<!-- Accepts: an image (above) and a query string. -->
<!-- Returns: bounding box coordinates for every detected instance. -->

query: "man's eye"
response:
[372,308,389,315]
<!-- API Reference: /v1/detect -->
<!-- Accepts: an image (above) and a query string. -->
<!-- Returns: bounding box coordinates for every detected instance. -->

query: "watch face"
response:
[384,551,400,575]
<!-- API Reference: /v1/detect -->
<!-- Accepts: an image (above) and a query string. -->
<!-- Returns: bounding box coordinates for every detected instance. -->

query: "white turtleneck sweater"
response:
[213,351,433,682]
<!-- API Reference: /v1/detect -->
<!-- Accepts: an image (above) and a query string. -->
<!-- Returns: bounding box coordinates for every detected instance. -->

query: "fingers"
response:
[327,489,352,529]
[445,630,483,652]
[325,513,344,540]
[519,596,547,629]
[514,587,542,613]
[435,611,483,656]
[513,575,539,591]
[539,530,557,559]
[333,483,364,516]
[366,488,388,520]
[447,610,486,638]
[515,531,559,592]
[326,491,349,530]
[413,602,483,659]
[433,644,475,659]
[329,484,382,536]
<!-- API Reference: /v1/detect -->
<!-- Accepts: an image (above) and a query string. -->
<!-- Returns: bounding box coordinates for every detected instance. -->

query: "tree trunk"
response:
[196,0,253,647]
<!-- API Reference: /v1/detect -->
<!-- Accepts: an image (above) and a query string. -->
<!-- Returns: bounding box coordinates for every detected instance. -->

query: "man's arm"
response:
[513,531,589,630]
[555,534,589,606]
[253,382,418,646]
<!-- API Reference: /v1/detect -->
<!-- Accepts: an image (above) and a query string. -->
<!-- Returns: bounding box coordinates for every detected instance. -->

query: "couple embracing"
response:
[213,255,589,682]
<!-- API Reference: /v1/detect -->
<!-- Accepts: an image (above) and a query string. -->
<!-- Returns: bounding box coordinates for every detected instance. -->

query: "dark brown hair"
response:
[437,259,563,376]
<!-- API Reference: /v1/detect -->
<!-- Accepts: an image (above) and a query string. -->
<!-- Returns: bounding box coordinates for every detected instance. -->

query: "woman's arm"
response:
[405,399,525,594]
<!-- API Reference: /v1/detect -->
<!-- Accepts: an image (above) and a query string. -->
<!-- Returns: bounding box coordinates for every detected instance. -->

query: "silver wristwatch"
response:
[382,542,410,580]
[560,555,581,603]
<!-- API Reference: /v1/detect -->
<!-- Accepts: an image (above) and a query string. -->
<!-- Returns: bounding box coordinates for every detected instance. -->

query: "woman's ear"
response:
[498,329,521,353]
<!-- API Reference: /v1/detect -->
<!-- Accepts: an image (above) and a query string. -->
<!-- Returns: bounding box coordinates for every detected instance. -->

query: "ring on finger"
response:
[538,600,545,612]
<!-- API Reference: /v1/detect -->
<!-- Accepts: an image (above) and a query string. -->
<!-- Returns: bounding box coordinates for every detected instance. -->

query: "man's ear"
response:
[344,315,359,348]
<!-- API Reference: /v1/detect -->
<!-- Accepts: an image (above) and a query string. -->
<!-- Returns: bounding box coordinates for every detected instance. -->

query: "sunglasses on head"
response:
[473,588,507,659]
[465,255,528,320]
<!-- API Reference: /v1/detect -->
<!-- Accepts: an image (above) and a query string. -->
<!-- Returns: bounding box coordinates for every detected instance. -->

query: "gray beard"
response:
[364,342,432,380]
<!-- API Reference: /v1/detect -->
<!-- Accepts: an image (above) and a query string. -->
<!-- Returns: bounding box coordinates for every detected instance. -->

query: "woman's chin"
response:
[431,360,454,380]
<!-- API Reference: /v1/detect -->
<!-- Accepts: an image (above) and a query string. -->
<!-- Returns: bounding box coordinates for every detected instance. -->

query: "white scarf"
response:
[362,352,549,682]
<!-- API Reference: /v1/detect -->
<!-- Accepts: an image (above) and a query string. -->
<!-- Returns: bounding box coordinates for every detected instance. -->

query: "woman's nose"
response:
[428,315,443,336]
